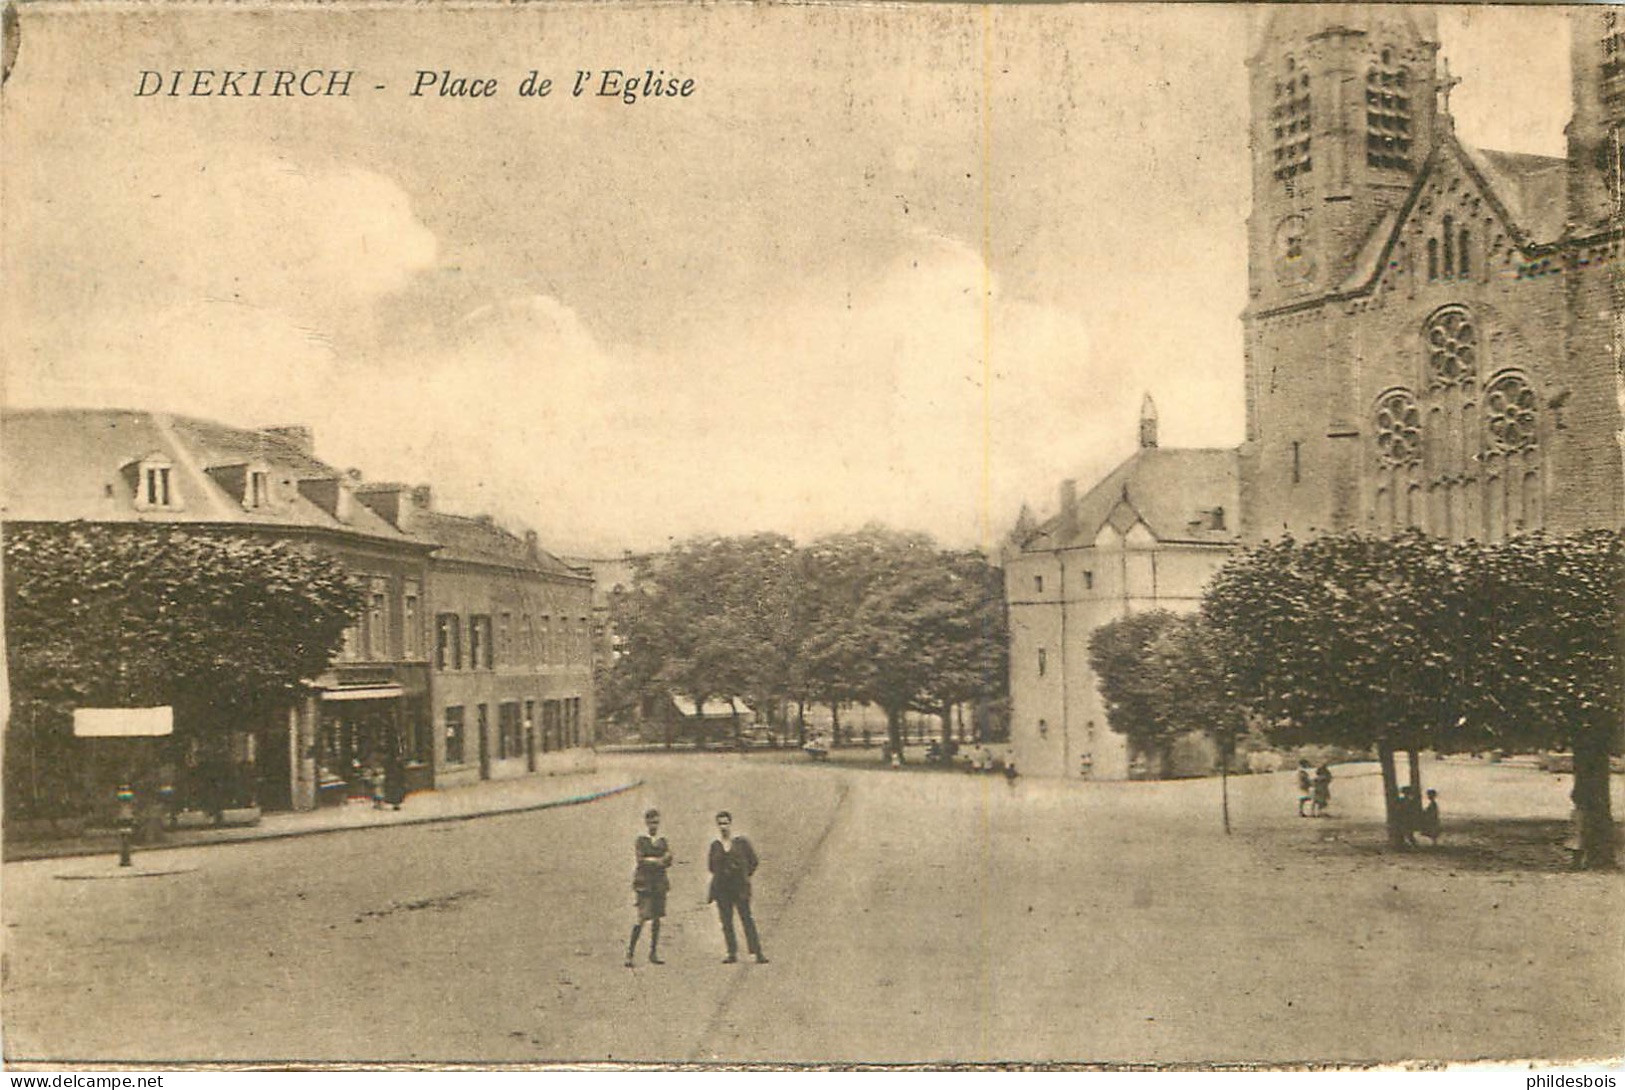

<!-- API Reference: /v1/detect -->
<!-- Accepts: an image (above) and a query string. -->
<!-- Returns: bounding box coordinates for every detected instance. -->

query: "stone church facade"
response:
[1006,7,1624,779]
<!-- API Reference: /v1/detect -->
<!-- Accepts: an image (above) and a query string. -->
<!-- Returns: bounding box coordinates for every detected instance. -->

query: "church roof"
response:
[1459,145,1567,246]
[1016,447,1240,552]
[1336,134,1569,299]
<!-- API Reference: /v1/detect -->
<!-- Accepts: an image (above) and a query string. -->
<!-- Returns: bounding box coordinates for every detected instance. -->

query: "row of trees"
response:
[1088,530,1621,868]
[601,526,1008,761]
[5,524,362,818]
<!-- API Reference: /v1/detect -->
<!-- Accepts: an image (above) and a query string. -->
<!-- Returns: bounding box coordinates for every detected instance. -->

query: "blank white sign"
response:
[73,707,174,737]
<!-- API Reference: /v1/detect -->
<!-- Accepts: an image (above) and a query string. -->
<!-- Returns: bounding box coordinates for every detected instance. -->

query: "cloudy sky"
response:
[2,4,1569,555]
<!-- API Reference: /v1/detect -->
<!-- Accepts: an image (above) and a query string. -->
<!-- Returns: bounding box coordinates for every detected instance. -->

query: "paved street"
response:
[3,754,1621,1065]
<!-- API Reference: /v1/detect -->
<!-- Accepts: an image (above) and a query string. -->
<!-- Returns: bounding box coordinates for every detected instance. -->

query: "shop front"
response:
[292,664,431,810]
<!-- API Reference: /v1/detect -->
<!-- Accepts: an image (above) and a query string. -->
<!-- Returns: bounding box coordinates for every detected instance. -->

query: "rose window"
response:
[1425,309,1477,388]
[1374,389,1422,466]
[1485,374,1537,453]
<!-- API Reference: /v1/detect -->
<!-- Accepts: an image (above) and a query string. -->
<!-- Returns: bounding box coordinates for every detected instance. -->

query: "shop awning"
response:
[321,685,404,702]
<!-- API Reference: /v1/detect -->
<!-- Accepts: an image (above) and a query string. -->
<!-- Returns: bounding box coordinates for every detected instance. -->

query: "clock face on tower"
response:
[1272,213,1316,286]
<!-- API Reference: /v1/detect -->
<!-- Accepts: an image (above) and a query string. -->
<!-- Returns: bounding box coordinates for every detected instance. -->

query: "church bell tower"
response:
[1246,6,1442,309]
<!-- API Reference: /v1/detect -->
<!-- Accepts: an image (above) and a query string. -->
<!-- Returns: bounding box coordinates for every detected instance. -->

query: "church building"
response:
[1005,7,1624,779]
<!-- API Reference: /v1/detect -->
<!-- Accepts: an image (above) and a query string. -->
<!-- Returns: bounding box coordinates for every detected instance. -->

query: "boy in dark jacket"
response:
[626,808,672,967]
[708,811,767,964]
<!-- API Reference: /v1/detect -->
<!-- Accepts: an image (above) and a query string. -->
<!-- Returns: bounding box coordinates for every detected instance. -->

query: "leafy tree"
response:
[1087,610,1186,776]
[916,551,1009,747]
[4,524,363,817]
[796,527,927,743]
[1458,531,1621,868]
[609,533,797,745]
[1203,530,1621,865]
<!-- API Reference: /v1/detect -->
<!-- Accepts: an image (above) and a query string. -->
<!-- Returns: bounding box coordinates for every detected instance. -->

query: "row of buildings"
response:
[1005,6,1624,780]
[2,408,595,812]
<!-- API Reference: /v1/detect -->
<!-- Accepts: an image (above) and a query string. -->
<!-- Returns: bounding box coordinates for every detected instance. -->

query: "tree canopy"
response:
[1200,529,1621,865]
[607,525,1008,757]
[5,523,364,816]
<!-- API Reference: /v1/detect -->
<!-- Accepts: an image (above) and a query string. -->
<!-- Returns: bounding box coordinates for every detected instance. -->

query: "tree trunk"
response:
[831,702,842,747]
[1407,748,1423,793]
[1572,726,1617,870]
[941,701,954,746]
[1378,740,1405,849]
[797,700,807,747]
[886,705,905,765]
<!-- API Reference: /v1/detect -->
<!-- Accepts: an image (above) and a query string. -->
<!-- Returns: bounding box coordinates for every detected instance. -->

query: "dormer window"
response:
[146,465,172,506]
[129,455,182,511]
[249,470,271,509]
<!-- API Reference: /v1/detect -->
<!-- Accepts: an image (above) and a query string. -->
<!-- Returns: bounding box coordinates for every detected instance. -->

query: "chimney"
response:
[1139,393,1159,449]
[524,529,540,561]
[411,484,433,510]
[1059,479,1078,538]
[262,425,314,457]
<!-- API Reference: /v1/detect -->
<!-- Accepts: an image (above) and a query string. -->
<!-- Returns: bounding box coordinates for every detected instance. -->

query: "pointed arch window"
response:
[1371,309,1545,541]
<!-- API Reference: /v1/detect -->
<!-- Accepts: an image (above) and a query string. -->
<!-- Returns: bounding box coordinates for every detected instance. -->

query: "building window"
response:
[403,582,421,658]
[1485,373,1538,454]
[445,706,466,764]
[1458,227,1470,278]
[1364,56,1413,172]
[1291,440,1302,484]
[436,613,462,670]
[499,612,512,665]
[524,699,536,753]
[1427,238,1438,281]
[1038,648,1048,677]
[1083,570,1094,590]
[1426,306,1477,389]
[248,470,270,509]
[1038,718,1049,738]
[1033,574,1044,593]
[1271,56,1312,181]
[540,615,553,665]
[1375,390,1423,467]
[498,701,522,760]
[542,700,560,752]
[366,577,389,660]
[470,615,493,669]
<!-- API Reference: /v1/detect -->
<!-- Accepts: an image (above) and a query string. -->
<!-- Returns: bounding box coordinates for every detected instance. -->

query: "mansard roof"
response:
[0,407,415,545]
[1014,446,1240,553]
[408,507,586,580]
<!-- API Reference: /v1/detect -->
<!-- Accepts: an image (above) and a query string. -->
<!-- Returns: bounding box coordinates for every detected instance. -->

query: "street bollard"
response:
[115,783,136,867]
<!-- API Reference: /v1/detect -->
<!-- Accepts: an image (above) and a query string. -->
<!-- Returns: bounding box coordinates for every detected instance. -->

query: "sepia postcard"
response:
[1,0,1622,1073]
